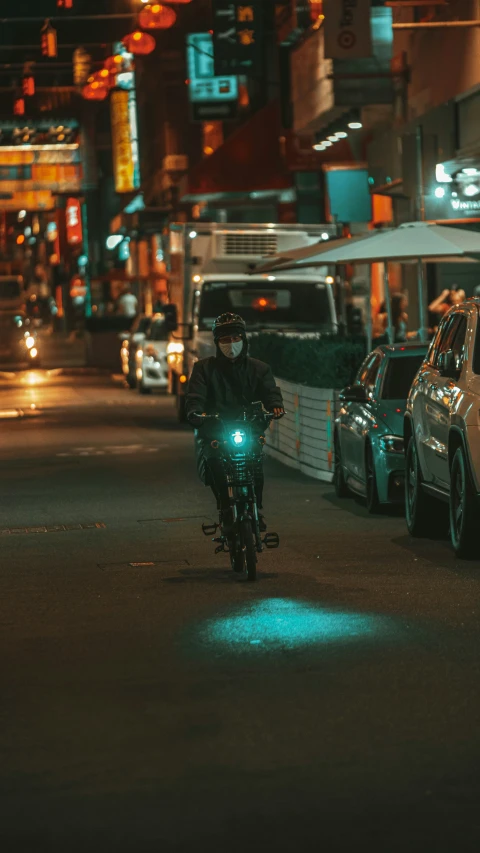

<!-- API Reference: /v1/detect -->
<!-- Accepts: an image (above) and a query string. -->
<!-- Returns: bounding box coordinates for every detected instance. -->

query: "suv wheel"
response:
[365,442,380,514]
[333,433,348,498]
[449,446,479,558]
[405,436,437,536]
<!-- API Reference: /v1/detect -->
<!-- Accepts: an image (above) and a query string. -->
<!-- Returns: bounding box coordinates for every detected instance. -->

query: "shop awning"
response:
[182,101,293,201]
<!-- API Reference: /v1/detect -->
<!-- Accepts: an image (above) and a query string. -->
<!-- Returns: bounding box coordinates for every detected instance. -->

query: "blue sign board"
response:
[187,33,238,104]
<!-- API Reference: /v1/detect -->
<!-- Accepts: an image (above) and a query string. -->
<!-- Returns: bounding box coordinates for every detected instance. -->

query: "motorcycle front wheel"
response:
[241,517,257,582]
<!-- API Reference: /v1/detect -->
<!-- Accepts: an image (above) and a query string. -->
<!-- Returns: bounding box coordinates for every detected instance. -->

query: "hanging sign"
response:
[213,1,263,76]
[187,33,238,103]
[110,89,140,193]
[66,197,82,245]
[323,0,372,60]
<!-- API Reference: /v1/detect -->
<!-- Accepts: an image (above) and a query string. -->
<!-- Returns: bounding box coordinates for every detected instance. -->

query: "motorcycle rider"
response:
[186,312,284,531]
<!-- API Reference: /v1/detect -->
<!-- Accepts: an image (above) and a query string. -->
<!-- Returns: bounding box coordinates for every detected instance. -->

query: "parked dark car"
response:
[334,342,427,512]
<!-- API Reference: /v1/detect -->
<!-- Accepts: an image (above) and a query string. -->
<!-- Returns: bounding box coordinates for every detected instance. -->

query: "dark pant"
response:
[206,458,264,511]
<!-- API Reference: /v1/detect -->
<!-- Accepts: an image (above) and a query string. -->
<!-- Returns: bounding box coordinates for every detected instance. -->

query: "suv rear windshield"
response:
[381,354,425,400]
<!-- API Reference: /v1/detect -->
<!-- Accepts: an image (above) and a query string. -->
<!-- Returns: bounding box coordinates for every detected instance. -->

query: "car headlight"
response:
[231,430,246,447]
[379,435,404,454]
[167,341,184,355]
[25,335,35,349]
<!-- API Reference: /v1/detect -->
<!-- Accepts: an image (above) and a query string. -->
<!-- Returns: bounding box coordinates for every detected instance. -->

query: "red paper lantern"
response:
[93,68,113,87]
[82,82,108,101]
[41,21,57,57]
[14,97,25,116]
[138,4,176,30]
[122,31,156,55]
[105,54,124,74]
[23,75,35,97]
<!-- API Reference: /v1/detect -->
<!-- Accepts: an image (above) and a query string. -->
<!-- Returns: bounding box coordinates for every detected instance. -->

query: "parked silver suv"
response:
[404,299,480,557]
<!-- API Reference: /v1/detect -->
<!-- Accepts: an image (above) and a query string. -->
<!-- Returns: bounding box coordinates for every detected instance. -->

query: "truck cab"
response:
[165,223,338,420]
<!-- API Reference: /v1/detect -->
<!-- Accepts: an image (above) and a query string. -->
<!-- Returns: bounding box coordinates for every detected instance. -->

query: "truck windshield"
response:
[197,280,333,331]
[0,280,22,300]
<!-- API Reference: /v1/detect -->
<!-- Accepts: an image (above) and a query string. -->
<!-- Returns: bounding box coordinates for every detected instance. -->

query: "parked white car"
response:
[120,314,152,388]
[135,314,169,394]
[405,298,480,557]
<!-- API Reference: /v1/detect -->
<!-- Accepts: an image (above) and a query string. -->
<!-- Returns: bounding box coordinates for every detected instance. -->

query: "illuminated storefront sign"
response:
[111,89,140,193]
[0,191,55,211]
[187,32,237,119]
[65,197,83,245]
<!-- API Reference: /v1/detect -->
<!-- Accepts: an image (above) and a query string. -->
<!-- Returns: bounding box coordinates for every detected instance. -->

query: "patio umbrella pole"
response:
[383,263,394,345]
[417,259,428,342]
[366,269,373,352]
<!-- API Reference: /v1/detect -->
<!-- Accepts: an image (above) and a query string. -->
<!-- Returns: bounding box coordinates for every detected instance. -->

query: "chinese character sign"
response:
[110,90,140,193]
[213,0,263,76]
[65,198,83,245]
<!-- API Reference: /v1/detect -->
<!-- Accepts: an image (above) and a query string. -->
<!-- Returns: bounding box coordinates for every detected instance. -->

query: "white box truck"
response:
[165,222,338,420]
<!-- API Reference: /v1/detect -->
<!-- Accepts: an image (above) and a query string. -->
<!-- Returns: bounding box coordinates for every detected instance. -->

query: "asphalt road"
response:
[1,368,479,852]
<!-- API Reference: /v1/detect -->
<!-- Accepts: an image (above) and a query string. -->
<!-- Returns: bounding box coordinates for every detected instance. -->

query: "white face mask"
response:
[219,340,243,360]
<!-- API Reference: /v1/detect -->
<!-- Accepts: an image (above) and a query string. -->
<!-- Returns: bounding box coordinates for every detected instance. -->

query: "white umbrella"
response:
[256,222,480,345]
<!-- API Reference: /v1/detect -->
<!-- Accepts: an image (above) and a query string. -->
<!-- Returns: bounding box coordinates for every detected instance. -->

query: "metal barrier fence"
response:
[265,377,339,482]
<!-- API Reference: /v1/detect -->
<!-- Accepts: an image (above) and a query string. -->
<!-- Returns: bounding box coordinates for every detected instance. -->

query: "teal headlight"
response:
[231,430,246,447]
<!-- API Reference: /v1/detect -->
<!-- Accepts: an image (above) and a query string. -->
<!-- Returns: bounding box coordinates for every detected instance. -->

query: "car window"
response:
[356,353,378,386]
[365,354,382,395]
[380,355,426,400]
[356,353,382,395]
[431,314,461,369]
[428,314,453,367]
[473,313,480,375]
[450,315,467,369]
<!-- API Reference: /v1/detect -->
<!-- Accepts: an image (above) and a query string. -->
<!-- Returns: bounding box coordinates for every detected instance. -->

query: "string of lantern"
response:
[7,0,192,111]
[81,3,187,102]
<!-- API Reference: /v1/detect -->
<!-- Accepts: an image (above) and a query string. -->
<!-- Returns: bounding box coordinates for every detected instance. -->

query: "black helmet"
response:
[212,312,246,342]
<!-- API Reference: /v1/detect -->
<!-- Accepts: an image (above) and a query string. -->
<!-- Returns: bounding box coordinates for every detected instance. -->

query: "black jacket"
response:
[186,354,283,421]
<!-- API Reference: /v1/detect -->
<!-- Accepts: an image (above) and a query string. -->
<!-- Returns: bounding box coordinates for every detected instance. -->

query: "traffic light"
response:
[41,21,58,58]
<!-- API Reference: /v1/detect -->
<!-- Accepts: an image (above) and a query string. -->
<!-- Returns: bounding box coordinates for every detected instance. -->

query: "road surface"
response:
[0,368,479,851]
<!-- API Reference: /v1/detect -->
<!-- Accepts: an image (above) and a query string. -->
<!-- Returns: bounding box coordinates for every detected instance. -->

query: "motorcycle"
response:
[192,403,284,581]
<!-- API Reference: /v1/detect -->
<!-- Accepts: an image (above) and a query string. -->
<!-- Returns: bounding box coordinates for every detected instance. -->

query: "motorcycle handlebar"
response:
[190,410,286,427]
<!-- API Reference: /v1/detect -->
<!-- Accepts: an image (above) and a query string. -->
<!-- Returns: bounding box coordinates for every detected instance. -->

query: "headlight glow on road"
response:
[192,598,397,654]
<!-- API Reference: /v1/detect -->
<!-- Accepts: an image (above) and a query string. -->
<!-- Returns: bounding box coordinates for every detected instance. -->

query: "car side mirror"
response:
[438,349,459,378]
[339,384,368,403]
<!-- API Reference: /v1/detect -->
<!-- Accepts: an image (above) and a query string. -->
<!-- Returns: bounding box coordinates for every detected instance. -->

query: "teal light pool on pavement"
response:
[194,598,399,654]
